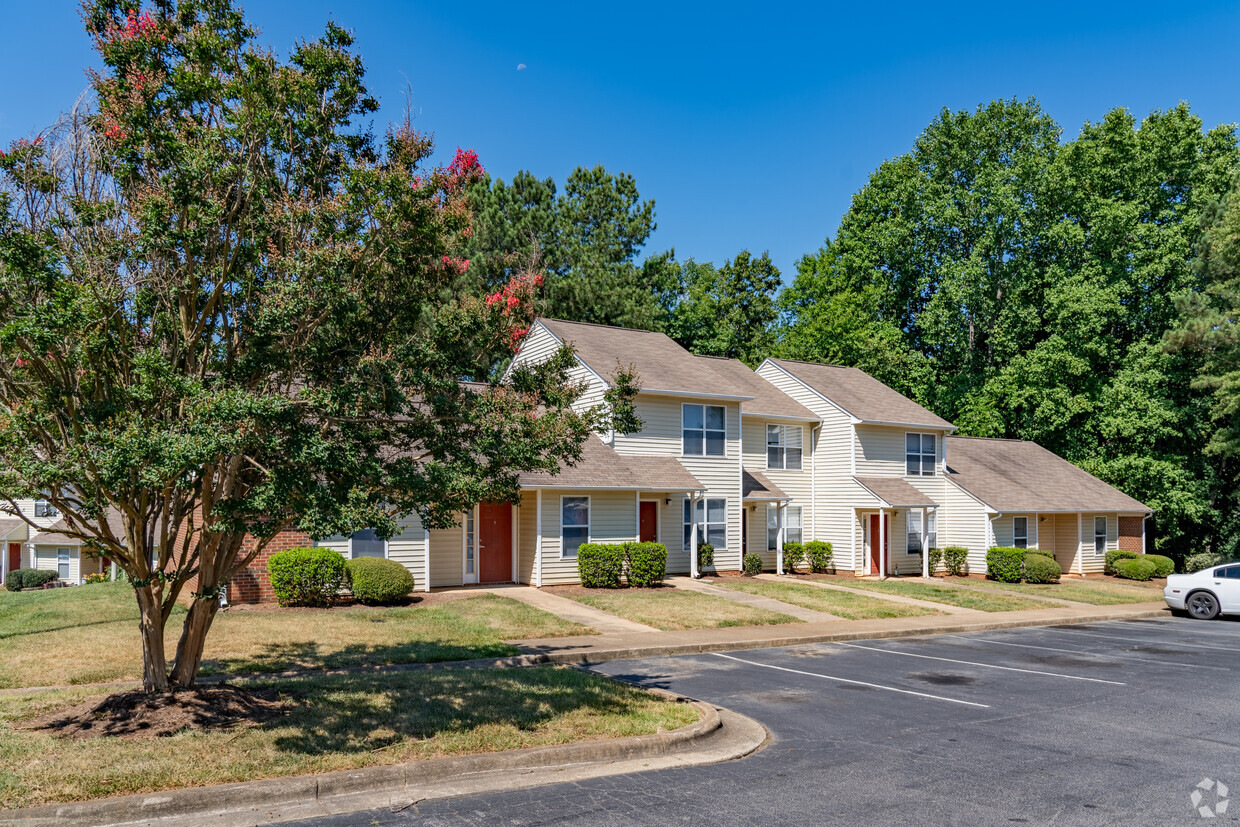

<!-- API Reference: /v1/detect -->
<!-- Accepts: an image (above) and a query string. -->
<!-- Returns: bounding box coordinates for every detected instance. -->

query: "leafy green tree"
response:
[0,0,635,693]
[665,251,782,365]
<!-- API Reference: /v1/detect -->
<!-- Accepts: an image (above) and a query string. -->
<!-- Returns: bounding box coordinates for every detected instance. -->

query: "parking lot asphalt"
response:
[292,617,1240,826]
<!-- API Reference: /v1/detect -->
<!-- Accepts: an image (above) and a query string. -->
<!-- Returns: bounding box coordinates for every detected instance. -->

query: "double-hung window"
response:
[1013,517,1028,549]
[56,547,71,580]
[767,505,802,551]
[562,497,589,558]
[907,511,937,553]
[350,528,387,558]
[1094,517,1107,555]
[683,404,726,457]
[766,425,803,470]
[34,499,57,518]
[684,498,727,549]
[905,434,937,476]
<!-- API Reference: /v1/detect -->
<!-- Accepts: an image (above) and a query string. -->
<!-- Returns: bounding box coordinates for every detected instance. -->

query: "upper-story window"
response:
[766,425,803,470]
[34,499,58,518]
[905,433,936,476]
[683,404,726,457]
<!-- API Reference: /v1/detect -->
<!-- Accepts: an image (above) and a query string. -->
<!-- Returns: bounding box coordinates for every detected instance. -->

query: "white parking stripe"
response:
[945,635,1230,671]
[1124,620,1240,639]
[708,652,991,708]
[834,642,1126,685]
[1048,627,1240,654]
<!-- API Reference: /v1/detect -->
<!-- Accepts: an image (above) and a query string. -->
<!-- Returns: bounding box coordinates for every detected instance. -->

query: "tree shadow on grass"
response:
[265,667,655,756]
[199,637,521,677]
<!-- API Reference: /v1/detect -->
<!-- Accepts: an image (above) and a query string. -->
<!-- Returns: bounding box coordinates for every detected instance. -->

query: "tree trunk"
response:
[170,596,219,688]
[135,585,171,693]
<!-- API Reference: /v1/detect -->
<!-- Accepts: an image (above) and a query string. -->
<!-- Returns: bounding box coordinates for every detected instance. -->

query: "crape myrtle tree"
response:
[0,0,638,693]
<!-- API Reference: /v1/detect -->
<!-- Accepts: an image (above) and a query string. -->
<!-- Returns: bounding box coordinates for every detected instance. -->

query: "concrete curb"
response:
[4,694,767,827]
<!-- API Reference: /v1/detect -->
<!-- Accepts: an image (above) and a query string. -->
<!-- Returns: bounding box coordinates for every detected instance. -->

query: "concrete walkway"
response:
[479,584,659,634]
[754,573,984,615]
[667,576,843,622]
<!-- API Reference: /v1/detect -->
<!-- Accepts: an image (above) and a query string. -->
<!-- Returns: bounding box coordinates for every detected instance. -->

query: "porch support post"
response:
[634,491,640,542]
[921,506,930,578]
[423,526,431,592]
[776,502,785,576]
[534,489,544,588]
[878,507,887,579]
[690,493,700,579]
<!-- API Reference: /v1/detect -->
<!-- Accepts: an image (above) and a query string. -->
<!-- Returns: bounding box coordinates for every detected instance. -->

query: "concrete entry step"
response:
[667,576,842,622]
[478,584,660,634]
[755,574,983,615]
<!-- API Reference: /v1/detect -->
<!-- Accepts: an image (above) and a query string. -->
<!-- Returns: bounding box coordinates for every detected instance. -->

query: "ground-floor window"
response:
[767,505,802,551]
[349,528,387,558]
[464,509,475,575]
[1013,517,1028,549]
[57,547,71,580]
[907,511,937,553]
[561,496,589,558]
[685,498,727,549]
[1094,516,1107,555]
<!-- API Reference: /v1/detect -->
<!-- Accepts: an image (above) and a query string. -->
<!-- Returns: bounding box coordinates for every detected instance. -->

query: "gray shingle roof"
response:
[519,433,703,491]
[742,469,790,501]
[765,358,954,429]
[695,356,818,420]
[945,437,1150,513]
[853,477,939,508]
[0,518,26,540]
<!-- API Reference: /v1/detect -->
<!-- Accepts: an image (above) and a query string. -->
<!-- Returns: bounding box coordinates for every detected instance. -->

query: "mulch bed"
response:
[222,590,475,614]
[22,684,287,740]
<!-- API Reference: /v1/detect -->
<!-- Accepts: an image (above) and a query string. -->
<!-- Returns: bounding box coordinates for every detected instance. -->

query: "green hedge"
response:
[626,542,668,587]
[1113,557,1157,581]
[1023,553,1062,584]
[346,557,415,605]
[578,543,625,588]
[267,547,347,607]
[986,547,1025,583]
[942,546,969,576]
[1104,549,1138,575]
[805,541,834,573]
[1026,548,1055,559]
[1144,554,1175,578]
[742,552,763,576]
[697,542,715,570]
[1185,552,1233,573]
[782,541,805,573]
[926,547,944,576]
[5,568,59,591]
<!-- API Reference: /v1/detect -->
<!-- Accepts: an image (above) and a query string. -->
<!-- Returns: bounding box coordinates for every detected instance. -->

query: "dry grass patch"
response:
[0,667,699,810]
[828,577,1056,612]
[567,587,799,630]
[945,577,1161,605]
[719,580,939,620]
[0,587,592,689]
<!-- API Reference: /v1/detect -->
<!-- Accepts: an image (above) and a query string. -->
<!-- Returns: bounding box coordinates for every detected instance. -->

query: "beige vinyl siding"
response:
[992,513,1038,549]
[940,478,990,575]
[509,321,607,415]
[11,498,66,531]
[33,544,80,583]
[538,489,637,585]
[1055,512,1082,574]
[316,512,429,591]
[742,416,812,570]
[428,521,464,588]
[1079,513,1118,574]
[855,424,948,478]
[517,493,537,585]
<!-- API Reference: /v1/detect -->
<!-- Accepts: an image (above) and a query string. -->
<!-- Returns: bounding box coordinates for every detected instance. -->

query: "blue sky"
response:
[2,1,1238,278]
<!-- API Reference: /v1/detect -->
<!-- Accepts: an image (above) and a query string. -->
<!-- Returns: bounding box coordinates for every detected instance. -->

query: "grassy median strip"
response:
[570,589,799,630]
[944,577,1160,605]
[829,577,1055,612]
[0,586,593,689]
[719,580,939,620]
[0,666,699,810]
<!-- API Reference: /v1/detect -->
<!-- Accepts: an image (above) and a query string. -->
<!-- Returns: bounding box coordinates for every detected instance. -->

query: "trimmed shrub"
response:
[805,541,834,573]
[1026,548,1055,559]
[578,543,625,588]
[782,541,805,573]
[926,547,944,576]
[1144,554,1175,578]
[986,547,1026,583]
[1185,552,1232,573]
[697,542,715,571]
[346,557,415,605]
[1023,553,1062,584]
[1104,549,1138,575]
[267,547,348,607]
[1113,557,1157,581]
[743,552,763,576]
[942,546,969,576]
[25,569,58,589]
[5,568,30,591]
[625,542,668,588]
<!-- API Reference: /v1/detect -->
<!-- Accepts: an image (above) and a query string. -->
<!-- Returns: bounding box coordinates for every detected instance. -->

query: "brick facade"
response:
[228,528,314,604]
[1118,516,1144,553]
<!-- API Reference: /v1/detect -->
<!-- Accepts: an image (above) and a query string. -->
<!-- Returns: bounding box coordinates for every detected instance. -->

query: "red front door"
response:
[478,502,512,583]
[869,514,888,575]
[639,501,658,543]
[7,543,20,575]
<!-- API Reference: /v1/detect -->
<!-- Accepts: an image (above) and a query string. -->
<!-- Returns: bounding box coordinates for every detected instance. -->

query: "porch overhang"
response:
[743,468,792,503]
[853,476,939,509]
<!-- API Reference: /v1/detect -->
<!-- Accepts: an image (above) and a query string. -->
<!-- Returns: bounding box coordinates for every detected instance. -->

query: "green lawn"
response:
[0,585,593,689]
[945,577,1163,606]
[0,666,699,810]
[719,580,939,620]
[828,577,1057,612]
[571,589,799,630]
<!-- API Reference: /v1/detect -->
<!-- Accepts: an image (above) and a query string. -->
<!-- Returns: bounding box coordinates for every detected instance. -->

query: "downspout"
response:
[878,506,887,580]
[534,489,544,588]
[776,502,785,575]
[690,493,700,579]
[423,526,431,592]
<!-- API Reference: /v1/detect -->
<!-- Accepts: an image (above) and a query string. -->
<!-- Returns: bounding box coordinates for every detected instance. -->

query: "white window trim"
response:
[561,495,590,559]
[766,424,804,471]
[905,432,937,478]
[1013,517,1028,549]
[348,529,389,560]
[462,506,478,584]
[1094,516,1107,556]
[685,496,728,550]
[35,499,58,518]
[681,403,727,458]
[638,498,662,544]
[906,511,937,554]
[56,546,72,580]
[768,505,802,551]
